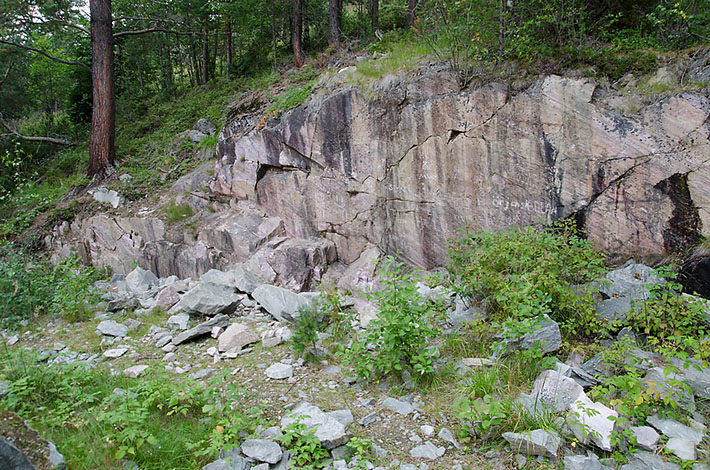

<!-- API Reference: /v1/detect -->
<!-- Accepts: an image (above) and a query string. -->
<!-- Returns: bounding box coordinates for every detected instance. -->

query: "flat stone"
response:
[409,442,445,460]
[602,262,662,300]
[240,439,283,464]
[564,454,604,470]
[596,296,632,322]
[359,412,380,427]
[103,347,129,358]
[437,427,460,449]
[461,358,494,367]
[502,429,560,458]
[189,368,216,380]
[91,186,124,209]
[495,314,561,357]
[96,320,128,337]
[666,437,696,461]
[420,425,434,436]
[532,369,584,412]
[218,323,260,352]
[123,365,149,378]
[630,426,659,451]
[156,335,173,348]
[646,415,703,443]
[232,265,264,294]
[173,314,230,345]
[281,402,351,449]
[168,312,190,330]
[643,367,695,411]
[262,336,282,348]
[322,409,351,427]
[619,450,680,470]
[383,397,415,416]
[266,363,293,379]
[566,393,617,451]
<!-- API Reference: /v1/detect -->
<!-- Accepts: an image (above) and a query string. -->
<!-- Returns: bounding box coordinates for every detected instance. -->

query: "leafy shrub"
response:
[447,221,607,336]
[343,256,440,379]
[277,415,330,469]
[292,288,353,361]
[0,245,106,328]
[292,304,327,362]
[626,267,708,347]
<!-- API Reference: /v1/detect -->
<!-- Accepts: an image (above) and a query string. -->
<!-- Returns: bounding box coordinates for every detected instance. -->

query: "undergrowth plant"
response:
[277,415,329,469]
[342,256,440,380]
[447,221,607,337]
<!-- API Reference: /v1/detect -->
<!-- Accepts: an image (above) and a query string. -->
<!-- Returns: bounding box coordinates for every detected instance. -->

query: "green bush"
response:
[343,256,440,379]
[626,266,709,356]
[0,245,106,328]
[447,221,607,337]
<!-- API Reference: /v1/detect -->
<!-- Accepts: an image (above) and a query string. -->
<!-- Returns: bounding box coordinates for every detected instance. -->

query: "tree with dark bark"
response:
[88,0,115,179]
[405,0,419,29]
[293,0,305,67]
[328,0,342,48]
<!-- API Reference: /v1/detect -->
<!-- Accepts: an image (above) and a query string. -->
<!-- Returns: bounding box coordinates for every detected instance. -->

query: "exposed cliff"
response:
[211,69,710,269]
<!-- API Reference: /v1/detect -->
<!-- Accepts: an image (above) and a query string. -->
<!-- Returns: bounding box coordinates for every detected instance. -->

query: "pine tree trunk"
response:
[370,0,379,30]
[329,0,341,48]
[226,21,233,76]
[405,0,418,29]
[88,0,115,179]
[202,20,209,84]
[293,0,305,67]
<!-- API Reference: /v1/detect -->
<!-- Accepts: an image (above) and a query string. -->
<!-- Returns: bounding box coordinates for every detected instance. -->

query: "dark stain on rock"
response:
[654,173,702,253]
[320,92,353,177]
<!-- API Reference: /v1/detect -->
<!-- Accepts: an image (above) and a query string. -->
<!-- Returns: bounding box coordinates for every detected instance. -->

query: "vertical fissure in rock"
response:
[654,172,702,253]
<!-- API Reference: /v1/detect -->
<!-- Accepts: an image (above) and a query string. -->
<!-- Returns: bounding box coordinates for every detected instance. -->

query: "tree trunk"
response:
[370,0,379,30]
[226,20,232,76]
[405,0,418,29]
[293,0,304,67]
[329,0,342,48]
[272,4,277,70]
[202,19,209,84]
[88,0,115,179]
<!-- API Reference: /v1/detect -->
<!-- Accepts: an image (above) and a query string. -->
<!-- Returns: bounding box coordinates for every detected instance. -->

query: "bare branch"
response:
[0,39,90,71]
[0,115,76,146]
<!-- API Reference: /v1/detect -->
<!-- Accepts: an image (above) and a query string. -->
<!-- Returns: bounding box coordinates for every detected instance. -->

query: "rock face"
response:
[212,72,710,269]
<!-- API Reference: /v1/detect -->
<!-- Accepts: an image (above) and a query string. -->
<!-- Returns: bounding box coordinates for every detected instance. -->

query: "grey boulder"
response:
[502,429,560,458]
[172,314,230,345]
[281,403,351,449]
[252,285,318,322]
[240,439,283,464]
[96,320,128,337]
[168,282,242,316]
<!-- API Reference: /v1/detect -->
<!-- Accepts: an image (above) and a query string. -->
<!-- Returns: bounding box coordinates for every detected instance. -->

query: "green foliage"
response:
[447,221,607,337]
[0,347,261,469]
[50,256,106,323]
[265,80,316,118]
[292,304,326,362]
[0,246,106,328]
[277,415,330,469]
[163,202,194,223]
[342,256,440,380]
[626,267,708,352]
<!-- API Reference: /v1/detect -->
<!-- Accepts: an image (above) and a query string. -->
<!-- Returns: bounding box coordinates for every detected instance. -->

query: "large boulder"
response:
[168,282,242,316]
[281,403,351,449]
[252,285,319,322]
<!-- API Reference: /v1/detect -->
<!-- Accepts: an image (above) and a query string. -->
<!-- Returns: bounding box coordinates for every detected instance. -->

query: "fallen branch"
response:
[0,115,77,146]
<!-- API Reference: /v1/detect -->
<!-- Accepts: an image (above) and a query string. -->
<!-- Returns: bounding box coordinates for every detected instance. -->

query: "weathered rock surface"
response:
[240,439,283,464]
[566,393,617,451]
[217,323,259,352]
[211,73,710,269]
[281,403,351,449]
[172,315,230,345]
[252,285,318,322]
[531,369,584,412]
[168,282,242,316]
[502,429,560,458]
[96,320,128,338]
